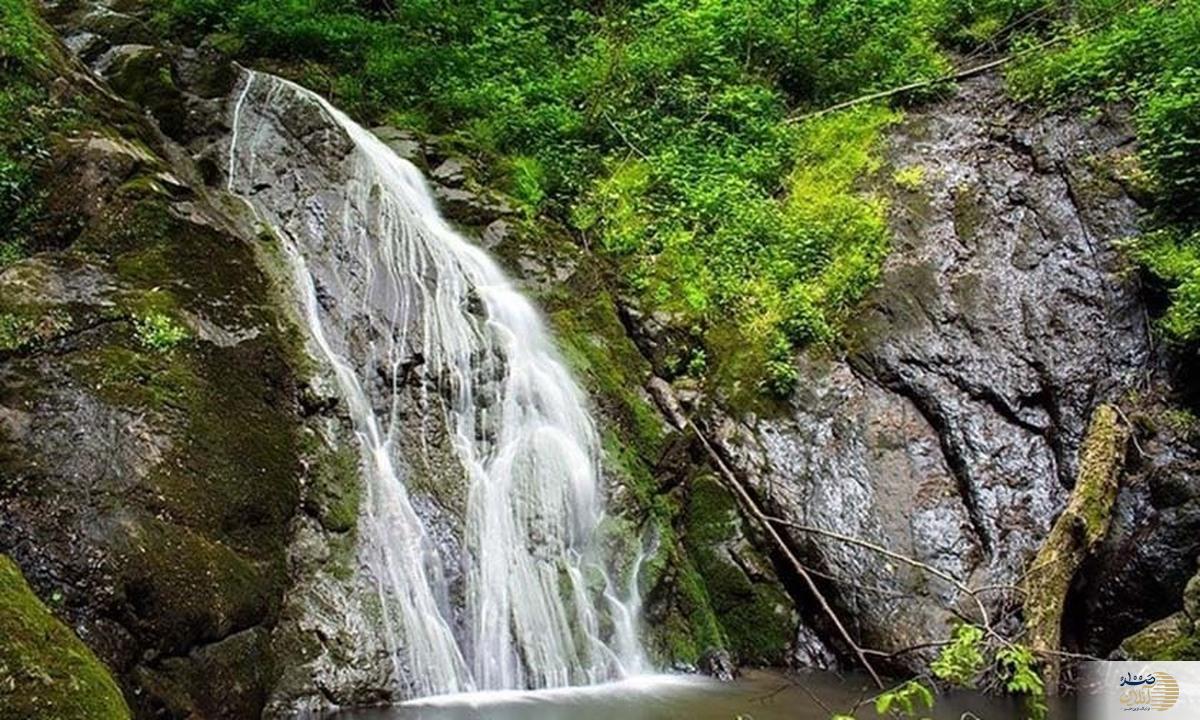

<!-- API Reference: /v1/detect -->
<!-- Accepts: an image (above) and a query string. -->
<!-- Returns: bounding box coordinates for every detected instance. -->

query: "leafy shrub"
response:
[874,679,935,718]
[1127,228,1200,341]
[134,311,189,351]
[1139,68,1200,220]
[931,623,985,687]
[997,644,1048,720]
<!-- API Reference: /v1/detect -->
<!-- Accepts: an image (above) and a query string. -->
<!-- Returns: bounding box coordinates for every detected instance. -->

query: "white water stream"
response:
[227,70,644,698]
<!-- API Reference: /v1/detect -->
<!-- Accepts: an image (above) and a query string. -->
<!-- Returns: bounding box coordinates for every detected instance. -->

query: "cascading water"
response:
[226,70,645,699]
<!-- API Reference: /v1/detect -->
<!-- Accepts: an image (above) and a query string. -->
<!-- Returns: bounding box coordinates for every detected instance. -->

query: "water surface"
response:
[332,670,1073,719]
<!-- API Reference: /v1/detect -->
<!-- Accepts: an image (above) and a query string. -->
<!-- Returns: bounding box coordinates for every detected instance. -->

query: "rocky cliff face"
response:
[0,55,305,720]
[4,0,1199,717]
[688,75,1177,669]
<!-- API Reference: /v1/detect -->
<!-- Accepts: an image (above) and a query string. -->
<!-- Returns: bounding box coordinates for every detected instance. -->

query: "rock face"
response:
[0,11,363,719]
[701,75,1157,669]
[1073,403,1200,656]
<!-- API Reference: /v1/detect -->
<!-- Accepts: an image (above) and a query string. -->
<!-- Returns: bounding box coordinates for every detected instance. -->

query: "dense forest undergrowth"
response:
[3,0,1198,397]
[124,0,1200,402]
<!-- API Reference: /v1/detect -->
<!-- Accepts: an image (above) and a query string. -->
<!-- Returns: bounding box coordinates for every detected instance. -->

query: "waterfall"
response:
[227,71,645,698]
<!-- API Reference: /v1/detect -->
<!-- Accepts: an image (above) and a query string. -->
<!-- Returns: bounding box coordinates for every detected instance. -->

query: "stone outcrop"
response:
[0,9,361,718]
[682,74,1181,671]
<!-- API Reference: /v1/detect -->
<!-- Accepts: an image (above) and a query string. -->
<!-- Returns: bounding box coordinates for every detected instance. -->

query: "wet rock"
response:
[1074,420,1200,654]
[434,185,515,226]
[371,126,426,169]
[79,7,155,47]
[792,624,837,670]
[0,27,310,718]
[174,44,237,99]
[1186,569,1200,621]
[96,44,186,138]
[1115,612,1199,660]
[431,158,470,187]
[709,75,1149,671]
[647,376,687,430]
[481,218,513,249]
[698,648,737,681]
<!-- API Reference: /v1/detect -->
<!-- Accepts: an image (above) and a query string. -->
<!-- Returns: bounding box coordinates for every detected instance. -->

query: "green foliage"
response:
[997,644,1048,720]
[134,311,189,351]
[0,0,45,66]
[0,311,33,350]
[1126,227,1200,340]
[930,623,985,687]
[0,0,57,265]
[1139,67,1200,221]
[1010,1,1200,345]
[874,679,934,718]
[154,0,998,395]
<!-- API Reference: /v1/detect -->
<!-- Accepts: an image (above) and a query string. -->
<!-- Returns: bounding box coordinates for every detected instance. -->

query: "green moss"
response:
[304,435,362,534]
[682,475,794,664]
[1024,404,1128,683]
[0,306,71,352]
[951,182,985,244]
[102,47,185,136]
[112,516,278,656]
[551,291,665,461]
[1120,612,1200,661]
[0,555,132,720]
[71,344,200,410]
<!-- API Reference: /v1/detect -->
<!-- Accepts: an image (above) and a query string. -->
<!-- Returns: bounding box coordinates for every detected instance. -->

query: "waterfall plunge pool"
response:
[329,670,1074,719]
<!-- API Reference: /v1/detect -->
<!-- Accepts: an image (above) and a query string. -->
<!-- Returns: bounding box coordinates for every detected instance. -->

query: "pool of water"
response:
[330,670,1075,719]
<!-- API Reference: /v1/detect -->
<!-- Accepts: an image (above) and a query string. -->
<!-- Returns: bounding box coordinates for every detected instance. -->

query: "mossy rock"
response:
[0,555,131,720]
[682,475,795,664]
[1185,570,1200,621]
[110,515,279,657]
[102,46,185,138]
[1119,612,1200,661]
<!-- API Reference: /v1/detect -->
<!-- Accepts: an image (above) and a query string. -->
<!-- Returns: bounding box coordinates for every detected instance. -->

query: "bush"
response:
[1139,68,1200,221]
[134,311,189,351]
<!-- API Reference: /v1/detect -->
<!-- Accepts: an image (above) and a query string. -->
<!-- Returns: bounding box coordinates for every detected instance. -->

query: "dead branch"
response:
[688,420,885,689]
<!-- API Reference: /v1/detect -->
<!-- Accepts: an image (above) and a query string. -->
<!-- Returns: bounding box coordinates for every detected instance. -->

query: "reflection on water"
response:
[330,670,1075,719]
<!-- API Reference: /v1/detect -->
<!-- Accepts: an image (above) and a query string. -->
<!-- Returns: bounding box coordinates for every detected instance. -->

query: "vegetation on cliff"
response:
[0,0,68,267]
[1010,0,1200,342]
[158,0,1140,396]
[0,555,131,720]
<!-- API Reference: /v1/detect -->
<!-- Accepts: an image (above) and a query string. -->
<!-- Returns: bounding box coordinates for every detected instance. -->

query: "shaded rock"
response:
[431,157,470,186]
[96,44,186,138]
[1116,612,1199,661]
[434,185,515,226]
[371,126,426,169]
[0,25,311,719]
[1073,414,1200,655]
[1186,569,1200,621]
[792,623,837,670]
[481,218,513,249]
